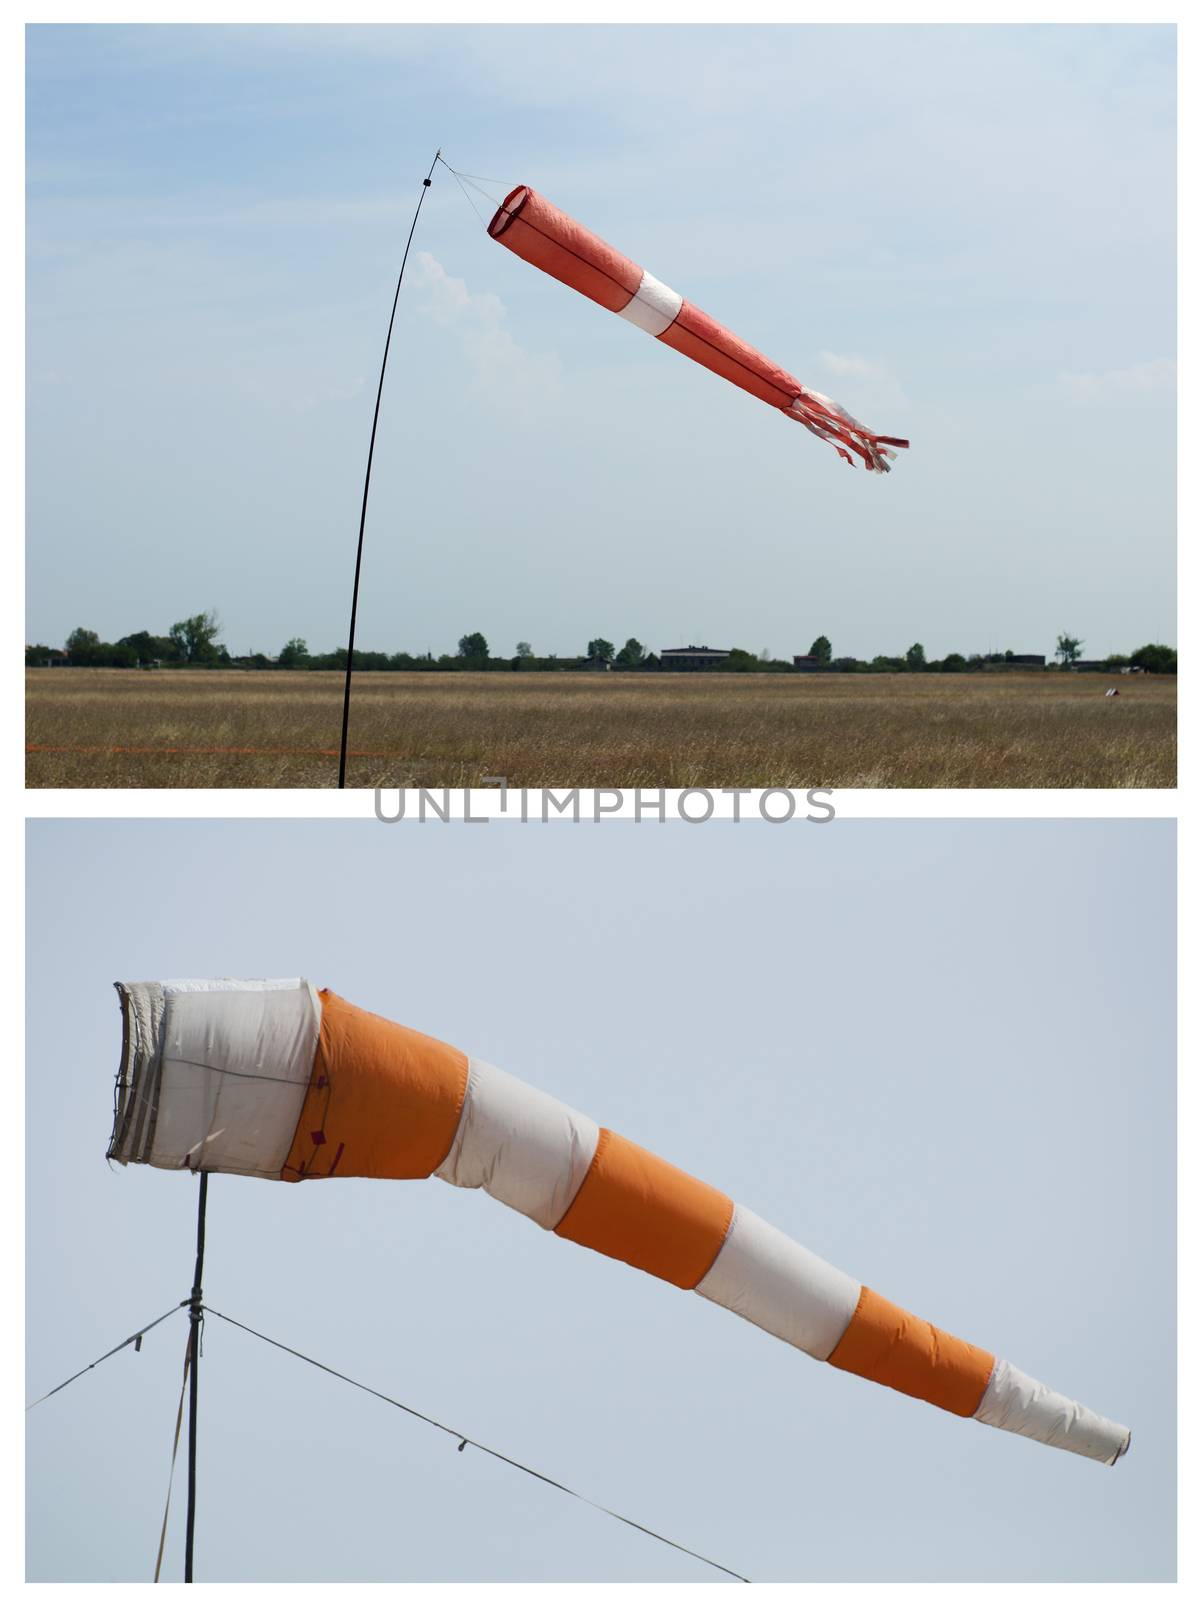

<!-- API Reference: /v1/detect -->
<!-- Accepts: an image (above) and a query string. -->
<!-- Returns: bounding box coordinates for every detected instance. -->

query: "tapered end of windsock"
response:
[788,389,909,473]
[972,1358,1131,1466]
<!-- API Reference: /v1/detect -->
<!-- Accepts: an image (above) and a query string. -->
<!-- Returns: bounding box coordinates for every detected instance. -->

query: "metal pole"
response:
[337,147,441,789]
[184,1171,208,1582]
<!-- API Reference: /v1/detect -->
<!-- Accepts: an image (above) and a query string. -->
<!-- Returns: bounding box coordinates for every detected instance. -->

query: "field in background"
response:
[26,669,1177,789]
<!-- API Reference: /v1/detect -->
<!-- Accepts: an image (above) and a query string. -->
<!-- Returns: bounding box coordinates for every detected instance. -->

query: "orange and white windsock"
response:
[110,979,1128,1466]
[487,185,909,473]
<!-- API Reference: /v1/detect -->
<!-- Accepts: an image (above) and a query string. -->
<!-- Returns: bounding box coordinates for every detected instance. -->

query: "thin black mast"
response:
[184,1171,208,1582]
[337,148,441,788]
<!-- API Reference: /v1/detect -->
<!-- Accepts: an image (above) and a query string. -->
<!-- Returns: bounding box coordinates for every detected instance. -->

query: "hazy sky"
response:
[26,818,1174,1582]
[26,24,1175,662]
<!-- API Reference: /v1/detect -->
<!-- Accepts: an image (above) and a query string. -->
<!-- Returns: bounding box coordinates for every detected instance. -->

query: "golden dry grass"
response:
[26,668,1176,789]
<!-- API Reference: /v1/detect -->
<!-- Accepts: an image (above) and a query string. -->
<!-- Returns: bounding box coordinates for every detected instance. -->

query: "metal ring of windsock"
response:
[110,979,1129,1467]
[486,185,909,473]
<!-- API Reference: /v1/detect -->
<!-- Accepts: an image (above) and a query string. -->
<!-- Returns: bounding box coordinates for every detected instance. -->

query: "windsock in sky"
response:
[109,979,1128,1467]
[486,185,909,473]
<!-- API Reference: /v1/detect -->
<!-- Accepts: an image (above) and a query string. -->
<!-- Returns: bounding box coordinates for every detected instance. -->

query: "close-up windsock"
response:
[487,184,909,473]
[109,977,1129,1469]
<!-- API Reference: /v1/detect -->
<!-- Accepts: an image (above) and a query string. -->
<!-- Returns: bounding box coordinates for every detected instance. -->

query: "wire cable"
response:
[436,155,511,217]
[205,1304,750,1583]
[440,163,510,185]
[459,174,507,210]
[153,1330,193,1582]
[444,164,488,226]
[25,1301,189,1411]
[435,155,511,189]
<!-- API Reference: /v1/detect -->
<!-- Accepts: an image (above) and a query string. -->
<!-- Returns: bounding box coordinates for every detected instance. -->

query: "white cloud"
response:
[1058,358,1176,405]
[819,351,892,383]
[413,251,560,406]
[817,351,910,418]
[288,373,368,415]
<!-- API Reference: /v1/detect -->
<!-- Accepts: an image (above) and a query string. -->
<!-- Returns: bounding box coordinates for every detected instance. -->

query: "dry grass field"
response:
[26,668,1176,789]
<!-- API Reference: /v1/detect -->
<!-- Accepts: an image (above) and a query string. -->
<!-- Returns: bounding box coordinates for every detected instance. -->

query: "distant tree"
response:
[143,633,183,663]
[724,648,759,672]
[169,611,222,664]
[1055,632,1084,668]
[514,641,534,660]
[587,637,615,663]
[25,643,54,666]
[117,630,161,667]
[616,637,645,666]
[64,629,143,667]
[808,635,833,664]
[458,632,489,662]
[940,652,967,673]
[65,627,101,664]
[278,637,310,670]
[1129,643,1177,674]
[905,642,927,671]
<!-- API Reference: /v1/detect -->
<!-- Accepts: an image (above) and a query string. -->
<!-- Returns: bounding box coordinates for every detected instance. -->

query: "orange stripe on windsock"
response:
[489,186,642,314]
[827,1285,995,1417]
[281,990,468,1181]
[487,183,909,472]
[658,300,800,413]
[554,1127,734,1289]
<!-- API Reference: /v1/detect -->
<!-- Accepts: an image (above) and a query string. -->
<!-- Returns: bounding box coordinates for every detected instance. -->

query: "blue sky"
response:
[26,25,1175,661]
[26,818,1175,1581]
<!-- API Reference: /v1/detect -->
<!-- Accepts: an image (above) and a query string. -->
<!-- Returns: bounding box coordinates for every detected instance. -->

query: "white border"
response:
[13,8,1189,1596]
[23,786,1182,819]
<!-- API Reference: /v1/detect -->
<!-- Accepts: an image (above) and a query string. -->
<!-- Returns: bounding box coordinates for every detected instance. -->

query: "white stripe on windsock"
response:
[150,981,319,1177]
[434,1057,600,1230]
[694,1204,862,1361]
[973,1358,1131,1465]
[617,269,684,337]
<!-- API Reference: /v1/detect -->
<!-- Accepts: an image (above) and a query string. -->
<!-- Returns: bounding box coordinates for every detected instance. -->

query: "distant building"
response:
[660,645,731,671]
[792,654,827,672]
[1069,660,1111,673]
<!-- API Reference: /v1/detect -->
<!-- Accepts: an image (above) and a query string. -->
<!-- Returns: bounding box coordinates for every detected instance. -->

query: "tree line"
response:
[24,616,1178,675]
